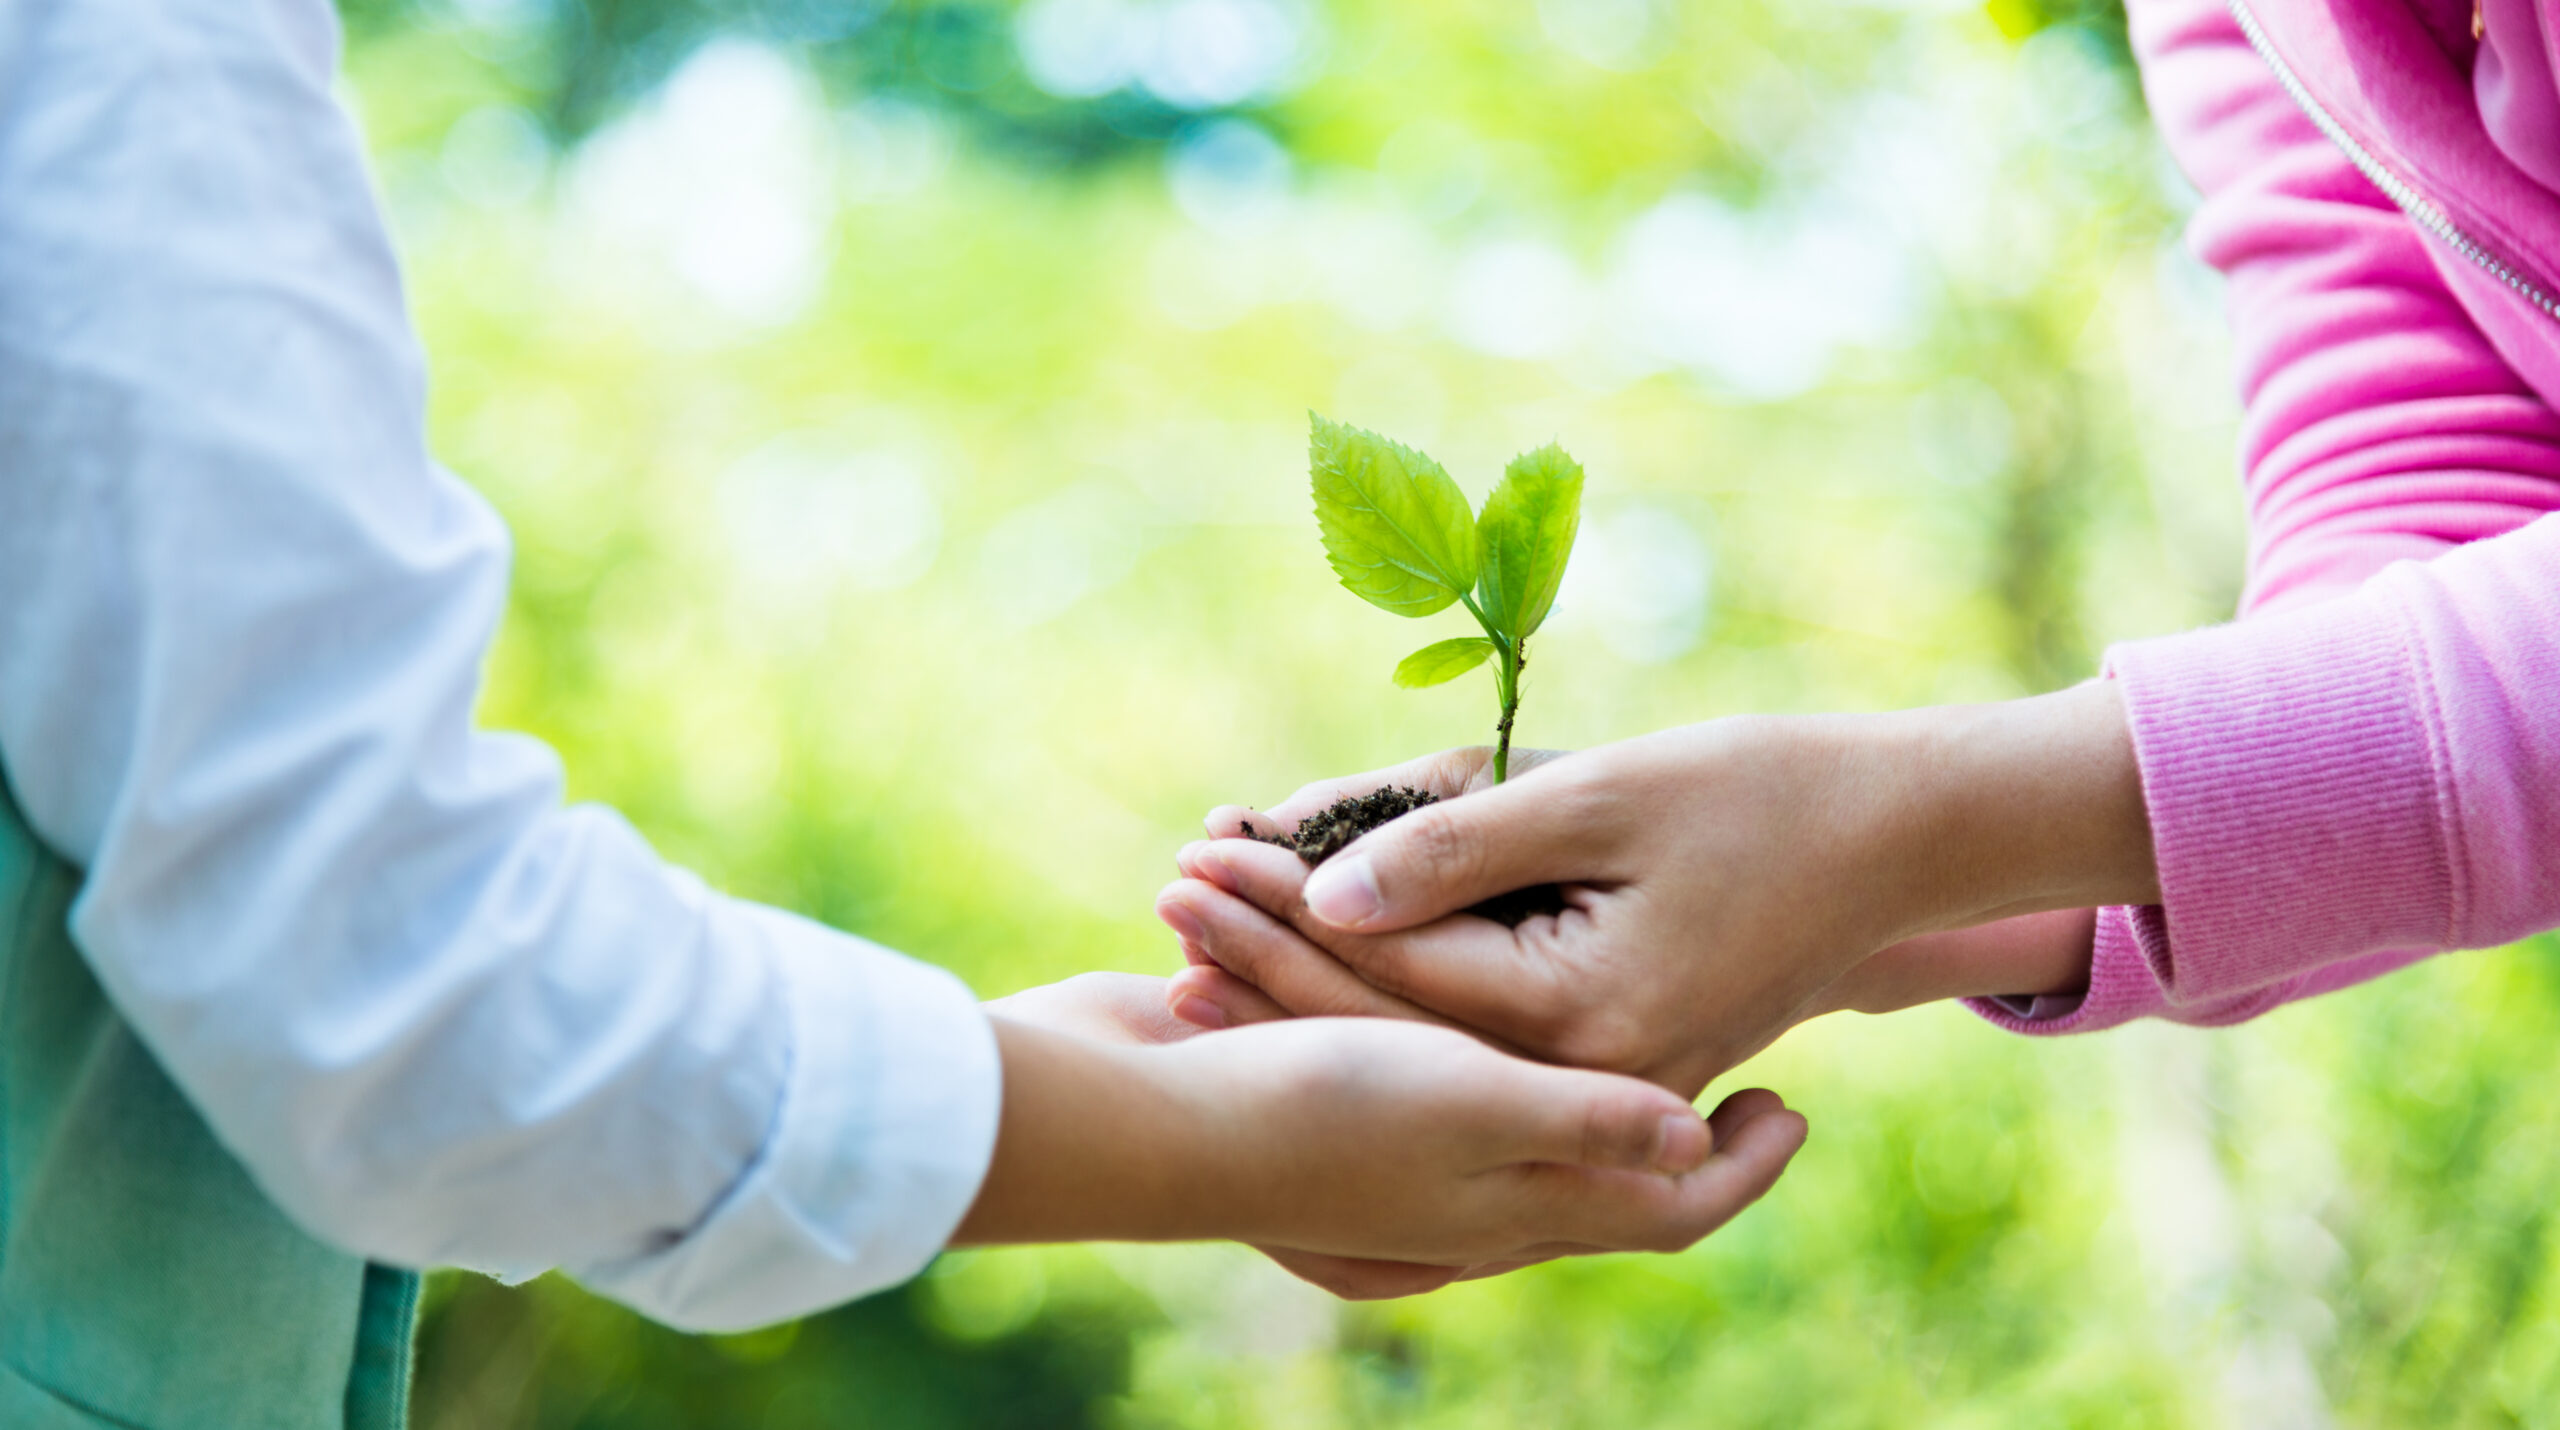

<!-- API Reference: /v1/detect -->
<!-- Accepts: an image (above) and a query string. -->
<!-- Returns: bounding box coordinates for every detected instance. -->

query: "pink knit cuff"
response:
[2112,588,2454,1000]
[1967,586,2455,1034]
[1960,905,2291,1034]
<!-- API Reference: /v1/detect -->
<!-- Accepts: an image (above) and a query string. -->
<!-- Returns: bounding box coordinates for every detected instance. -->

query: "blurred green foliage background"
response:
[335,0,2560,1423]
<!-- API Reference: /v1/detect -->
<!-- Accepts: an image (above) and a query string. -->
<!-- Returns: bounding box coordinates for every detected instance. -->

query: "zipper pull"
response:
[2475,0,2486,41]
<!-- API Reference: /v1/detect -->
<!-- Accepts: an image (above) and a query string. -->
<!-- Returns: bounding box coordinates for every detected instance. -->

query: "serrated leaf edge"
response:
[1475,442,1583,640]
[1309,414,1484,617]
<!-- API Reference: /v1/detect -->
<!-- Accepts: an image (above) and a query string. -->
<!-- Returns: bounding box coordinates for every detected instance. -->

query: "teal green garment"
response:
[0,780,419,1428]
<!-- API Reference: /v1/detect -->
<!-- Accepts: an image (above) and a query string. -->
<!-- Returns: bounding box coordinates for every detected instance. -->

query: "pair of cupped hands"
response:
[964,684,2154,1299]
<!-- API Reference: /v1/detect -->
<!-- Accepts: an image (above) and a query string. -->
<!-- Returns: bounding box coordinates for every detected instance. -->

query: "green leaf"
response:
[1309,413,1484,618]
[1474,443,1584,641]
[1393,637,1497,688]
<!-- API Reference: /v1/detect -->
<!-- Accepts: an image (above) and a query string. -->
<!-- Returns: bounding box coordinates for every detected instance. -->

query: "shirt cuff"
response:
[570,901,1001,1332]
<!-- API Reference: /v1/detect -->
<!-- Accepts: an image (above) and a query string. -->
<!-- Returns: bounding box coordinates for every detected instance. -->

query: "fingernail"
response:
[1159,900,1205,946]
[1304,855,1382,927]
[1652,1113,1705,1173]
[1170,994,1229,1030]
[1191,847,1238,894]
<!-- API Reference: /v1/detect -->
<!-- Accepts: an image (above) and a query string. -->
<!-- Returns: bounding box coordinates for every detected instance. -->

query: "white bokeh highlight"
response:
[1549,502,1714,663]
[719,433,944,599]
[978,482,1153,628]
[562,42,839,327]
[1014,0,1314,109]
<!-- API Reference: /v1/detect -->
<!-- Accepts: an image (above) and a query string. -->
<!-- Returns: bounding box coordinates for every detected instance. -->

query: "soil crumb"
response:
[1240,785,1439,865]
[1237,787,1567,928]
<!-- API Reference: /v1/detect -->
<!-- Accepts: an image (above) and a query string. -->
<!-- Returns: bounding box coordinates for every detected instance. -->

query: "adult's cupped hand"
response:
[1156,685,2152,1100]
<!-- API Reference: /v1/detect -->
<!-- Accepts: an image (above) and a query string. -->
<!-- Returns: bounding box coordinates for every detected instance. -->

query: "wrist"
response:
[953,1018,1230,1246]
[1889,680,2158,935]
[1813,908,2098,1015]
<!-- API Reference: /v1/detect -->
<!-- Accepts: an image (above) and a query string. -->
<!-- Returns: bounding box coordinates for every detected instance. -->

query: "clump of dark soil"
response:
[1240,785,1440,864]
[1237,787,1567,927]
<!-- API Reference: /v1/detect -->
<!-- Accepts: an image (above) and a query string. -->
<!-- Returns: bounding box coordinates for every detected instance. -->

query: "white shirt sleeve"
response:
[0,0,999,1333]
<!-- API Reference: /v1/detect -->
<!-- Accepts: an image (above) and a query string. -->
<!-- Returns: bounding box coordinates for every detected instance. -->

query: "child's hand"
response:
[1158,683,2150,1097]
[952,1012,1806,1281]
[974,971,1802,1297]
[984,971,1476,1297]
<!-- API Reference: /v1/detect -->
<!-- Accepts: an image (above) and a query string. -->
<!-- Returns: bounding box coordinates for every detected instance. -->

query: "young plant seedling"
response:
[1232,415,1584,923]
[1306,412,1584,784]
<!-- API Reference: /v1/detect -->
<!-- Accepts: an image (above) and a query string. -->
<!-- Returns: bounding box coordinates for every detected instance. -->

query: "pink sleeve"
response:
[1968,0,2560,1035]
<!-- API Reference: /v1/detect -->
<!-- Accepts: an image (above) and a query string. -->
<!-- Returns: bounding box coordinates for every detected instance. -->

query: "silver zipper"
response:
[2227,0,2560,319]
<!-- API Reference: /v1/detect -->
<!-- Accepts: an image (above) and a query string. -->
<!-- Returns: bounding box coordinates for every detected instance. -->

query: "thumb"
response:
[1204,746,1579,842]
[1300,765,1614,932]
[1508,1066,1714,1174]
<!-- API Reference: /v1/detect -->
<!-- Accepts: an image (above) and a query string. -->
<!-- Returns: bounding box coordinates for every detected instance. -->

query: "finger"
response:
[1204,746,1574,841]
[1155,878,1454,1026]
[1254,1247,1467,1301]
[1551,1102,1808,1254]
[1451,1248,1590,1281]
[1173,839,1242,893]
[983,972,1214,1048]
[1703,1087,1788,1150]
[1181,838,1570,1050]
[1498,1063,1715,1174]
[1660,1103,1808,1242]
[1164,964,1291,1030]
[1298,761,1622,933]
[1175,835,1298,906]
[1081,973,1223,1047]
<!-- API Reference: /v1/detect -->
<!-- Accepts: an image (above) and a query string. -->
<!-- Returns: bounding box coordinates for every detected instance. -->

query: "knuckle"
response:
[1335,934,1419,1001]
[1577,1097,1627,1170]
[1537,760,1621,840]
[1437,745,1494,794]
[1395,808,1486,893]
[1195,918,1260,972]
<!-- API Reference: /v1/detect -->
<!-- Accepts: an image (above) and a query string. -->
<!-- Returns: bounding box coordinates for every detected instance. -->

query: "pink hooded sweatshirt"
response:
[1969,0,2560,1033]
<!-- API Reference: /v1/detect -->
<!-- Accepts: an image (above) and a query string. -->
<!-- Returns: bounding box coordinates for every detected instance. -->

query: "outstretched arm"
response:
[1170,466,2560,1068]
[1155,682,2153,1097]
[0,0,994,1332]
[1961,0,2560,1032]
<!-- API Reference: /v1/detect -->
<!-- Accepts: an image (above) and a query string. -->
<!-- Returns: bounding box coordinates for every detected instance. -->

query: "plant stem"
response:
[1456,591,1525,784]
[1492,639,1522,784]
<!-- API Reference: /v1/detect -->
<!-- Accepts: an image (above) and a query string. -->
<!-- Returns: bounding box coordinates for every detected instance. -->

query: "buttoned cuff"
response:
[571,901,1000,1332]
